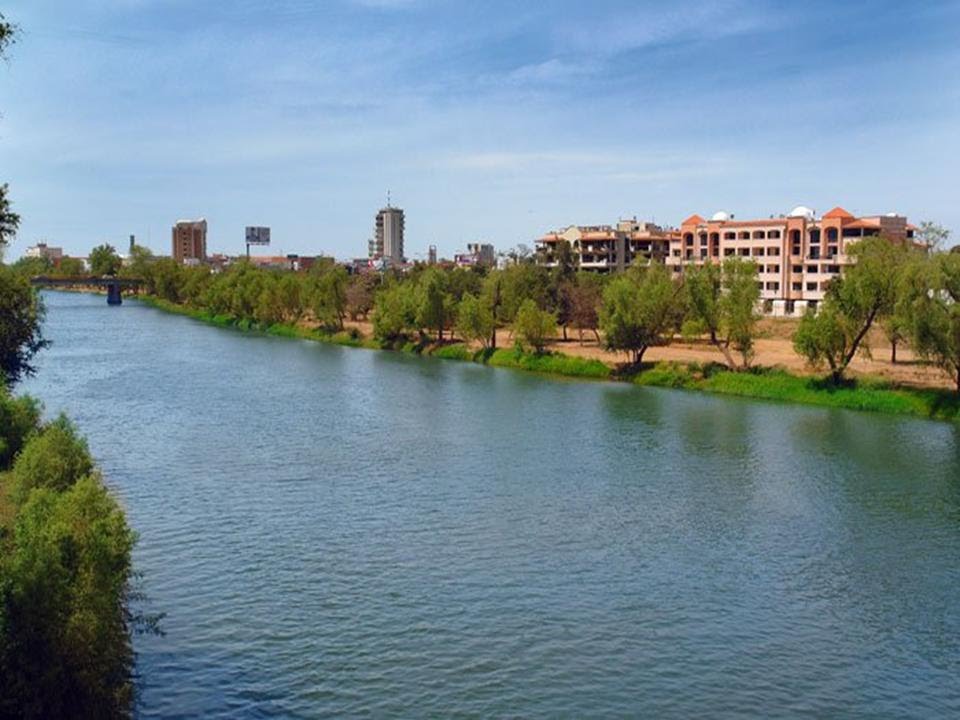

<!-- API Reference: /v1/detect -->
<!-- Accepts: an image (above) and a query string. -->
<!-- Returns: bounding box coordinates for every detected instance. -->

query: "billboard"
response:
[245,226,271,246]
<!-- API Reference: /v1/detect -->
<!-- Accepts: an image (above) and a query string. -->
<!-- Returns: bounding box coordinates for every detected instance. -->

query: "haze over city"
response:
[2,0,958,259]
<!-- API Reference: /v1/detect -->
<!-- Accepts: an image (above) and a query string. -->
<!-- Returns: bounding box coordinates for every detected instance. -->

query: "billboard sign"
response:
[245,226,271,246]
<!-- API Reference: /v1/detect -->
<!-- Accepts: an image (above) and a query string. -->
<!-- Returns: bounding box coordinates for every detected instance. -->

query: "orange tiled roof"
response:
[823,206,855,220]
[681,214,706,225]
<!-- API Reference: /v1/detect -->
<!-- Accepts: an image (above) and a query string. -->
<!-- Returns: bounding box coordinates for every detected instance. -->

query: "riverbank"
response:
[133,294,960,423]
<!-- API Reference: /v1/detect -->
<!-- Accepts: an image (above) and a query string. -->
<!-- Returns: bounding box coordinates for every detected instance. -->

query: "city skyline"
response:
[2,1,959,259]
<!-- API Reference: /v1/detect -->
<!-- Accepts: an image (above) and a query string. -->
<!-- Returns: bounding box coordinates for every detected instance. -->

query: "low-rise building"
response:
[537,218,675,272]
[666,206,917,314]
[454,243,496,268]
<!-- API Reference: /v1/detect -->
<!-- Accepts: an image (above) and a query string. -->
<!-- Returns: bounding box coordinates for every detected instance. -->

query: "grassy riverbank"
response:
[135,295,960,423]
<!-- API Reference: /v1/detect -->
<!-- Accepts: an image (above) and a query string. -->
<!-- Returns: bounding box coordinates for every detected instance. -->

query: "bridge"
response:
[31,275,145,305]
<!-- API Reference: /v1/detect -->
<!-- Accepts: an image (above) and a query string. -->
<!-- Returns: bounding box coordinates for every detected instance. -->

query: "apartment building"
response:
[666,206,916,315]
[368,206,405,265]
[172,218,208,264]
[537,218,676,272]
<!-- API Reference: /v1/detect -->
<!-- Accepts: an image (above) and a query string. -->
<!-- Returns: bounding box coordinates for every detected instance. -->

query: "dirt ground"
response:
[338,317,954,390]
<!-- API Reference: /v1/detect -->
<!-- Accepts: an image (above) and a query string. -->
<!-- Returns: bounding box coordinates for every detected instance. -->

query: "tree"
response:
[345,275,375,321]
[513,299,556,354]
[10,415,94,506]
[793,236,908,383]
[916,221,950,252]
[58,256,85,276]
[481,270,504,349]
[122,243,154,278]
[311,264,348,330]
[0,265,48,386]
[684,259,760,370]
[371,281,418,341]
[0,476,136,718]
[568,273,603,344]
[902,252,960,391]
[0,183,19,260]
[455,293,495,349]
[0,387,41,469]
[415,267,453,340]
[89,244,121,276]
[0,12,15,58]
[600,265,682,365]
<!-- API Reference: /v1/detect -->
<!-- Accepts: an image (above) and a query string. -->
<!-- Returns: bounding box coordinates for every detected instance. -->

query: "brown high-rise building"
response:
[172,218,207,263]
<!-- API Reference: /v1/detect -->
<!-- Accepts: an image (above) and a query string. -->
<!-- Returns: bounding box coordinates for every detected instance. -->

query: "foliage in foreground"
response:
[0,390,140,719]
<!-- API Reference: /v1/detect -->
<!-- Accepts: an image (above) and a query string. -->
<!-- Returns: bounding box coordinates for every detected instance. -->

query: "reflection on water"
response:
[20,291,960,718]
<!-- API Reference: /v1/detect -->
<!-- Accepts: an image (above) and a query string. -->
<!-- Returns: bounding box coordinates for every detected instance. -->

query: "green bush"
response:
[10,415,94,505]
[0,390,41,470]
[0,476,136,718]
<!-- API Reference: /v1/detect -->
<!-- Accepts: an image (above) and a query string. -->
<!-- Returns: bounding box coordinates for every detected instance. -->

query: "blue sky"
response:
[2,0,959,259]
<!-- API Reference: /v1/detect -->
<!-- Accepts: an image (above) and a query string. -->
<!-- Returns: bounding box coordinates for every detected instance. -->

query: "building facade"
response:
[368,206,405,265]
[172,218,207,264]
[666,206,916,314]
[25,242,64,262]
[454,243,496,268]
[537,218,676,272]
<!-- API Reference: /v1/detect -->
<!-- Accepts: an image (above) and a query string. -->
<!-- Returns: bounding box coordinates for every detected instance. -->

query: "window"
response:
[699,234,708,246]
[792,282,802,291]
[724,248,734,256]
[807,265,817,273]
[792,245,802,256]
[768,247,780,256]
[739,231,750,239]
[767,264,780,273]
[810,248,820,259]
[792,265,802,273]
[739,248,749,256]
[806,282,817,291]
[827,265,840,274]
[724,231,736,240]
[753,230,766,239]
[755,247,766,256]
[768,230,781,239]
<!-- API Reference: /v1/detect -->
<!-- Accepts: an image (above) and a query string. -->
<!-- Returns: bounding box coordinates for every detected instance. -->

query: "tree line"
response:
[89,228,960,392]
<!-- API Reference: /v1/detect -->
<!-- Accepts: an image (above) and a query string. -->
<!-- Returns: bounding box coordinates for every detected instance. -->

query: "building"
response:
[368,206,405,265]
[537,218,676,272]
[666,206,916,314]
[454,242,496,268]
[25,242,64,262]
[172,218,207,264]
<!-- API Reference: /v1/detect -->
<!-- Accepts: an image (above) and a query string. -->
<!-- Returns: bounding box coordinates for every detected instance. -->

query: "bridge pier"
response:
[106,281,122,305]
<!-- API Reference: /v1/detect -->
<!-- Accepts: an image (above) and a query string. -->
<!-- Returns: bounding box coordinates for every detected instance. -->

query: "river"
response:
[19,291,960,718]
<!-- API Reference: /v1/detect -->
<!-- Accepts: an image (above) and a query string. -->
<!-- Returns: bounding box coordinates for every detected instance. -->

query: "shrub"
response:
[10,416,94,505]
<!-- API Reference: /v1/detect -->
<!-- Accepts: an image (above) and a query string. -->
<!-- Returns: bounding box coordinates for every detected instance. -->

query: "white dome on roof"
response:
[789,205,815,219]
[711,211,731,221]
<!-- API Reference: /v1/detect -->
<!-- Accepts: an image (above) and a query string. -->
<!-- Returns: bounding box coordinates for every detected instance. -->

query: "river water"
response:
[20,291,960,718]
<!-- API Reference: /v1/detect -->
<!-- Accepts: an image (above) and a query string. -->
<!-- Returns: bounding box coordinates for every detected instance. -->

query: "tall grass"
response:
[633,362,960,422]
